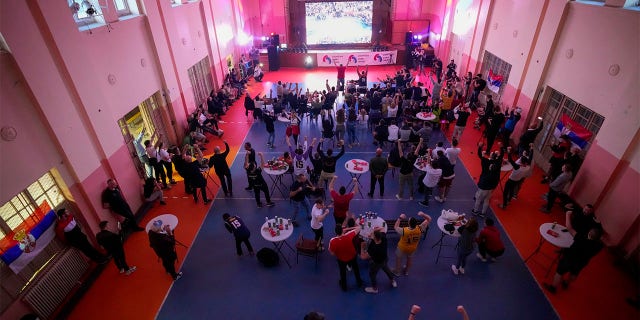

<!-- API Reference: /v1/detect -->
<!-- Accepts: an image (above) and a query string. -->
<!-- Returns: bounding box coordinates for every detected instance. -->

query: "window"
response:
[0,170,69,313]
[479,50,512,101]
[68,0,105,30]
[188,57,214,107]
[114,0,131,16]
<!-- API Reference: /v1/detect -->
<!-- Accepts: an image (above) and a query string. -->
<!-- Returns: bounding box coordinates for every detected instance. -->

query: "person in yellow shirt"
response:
[393,211,432,276]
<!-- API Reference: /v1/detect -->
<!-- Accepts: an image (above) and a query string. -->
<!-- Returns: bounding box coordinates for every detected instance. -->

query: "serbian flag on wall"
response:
[487,69,503,93]
[0,202,57,273]
[554,114,594,149]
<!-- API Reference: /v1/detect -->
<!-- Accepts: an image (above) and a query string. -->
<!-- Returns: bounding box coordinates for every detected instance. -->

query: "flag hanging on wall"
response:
[487,69,503,93]
[554,114,594,149]
[0,203,57,273]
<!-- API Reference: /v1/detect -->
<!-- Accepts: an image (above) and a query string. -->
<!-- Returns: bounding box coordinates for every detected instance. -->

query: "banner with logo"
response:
[0,203,57,273]
[317,50,397,67]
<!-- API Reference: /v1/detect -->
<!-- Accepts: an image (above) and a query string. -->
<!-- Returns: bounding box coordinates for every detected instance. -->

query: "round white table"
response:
[261,218,295,268]
[416,112,436,121]
[524,223,575,277]
[263,163,289,198]
[345,159,369,198]
[432,215,467,263]
[413,157,430,172]
[358,216,388,239]
[145,213,178,233]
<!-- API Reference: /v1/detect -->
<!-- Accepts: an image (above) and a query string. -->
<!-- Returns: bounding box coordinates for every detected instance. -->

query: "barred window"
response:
[188,57,214,107]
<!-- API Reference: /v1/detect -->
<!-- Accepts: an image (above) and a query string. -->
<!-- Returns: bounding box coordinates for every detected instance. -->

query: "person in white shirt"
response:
[499,148,532,209]
[311,199,331,250]
[387,120,400,142]
[418,157,442,207]
[158,142,176,185]
[253,64,264,82]
[431,141,446,158]
[445,139,462,167]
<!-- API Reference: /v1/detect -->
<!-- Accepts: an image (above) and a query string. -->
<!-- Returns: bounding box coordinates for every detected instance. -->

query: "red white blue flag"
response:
[0,203,57,273]
[487,69,503,93]
[554,114,594,149]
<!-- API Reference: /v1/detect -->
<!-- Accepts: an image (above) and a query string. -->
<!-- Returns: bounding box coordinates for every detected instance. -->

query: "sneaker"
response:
[257,203,264,208]
[170,180,177,185]
[160,201,167,205]
[498,204,506,209]
[367,193,373,198]
[266,202,276,207]
[471,209,480,215]
[245,186,252,191]
[364,287,379,294]
[391,279,398,288]
[409,196,414,200]
[511,195,518,200]
[347,265,352,272]
[395,194,402,200]
[119,268,126,274]
[434,196,444,203]
[125,266,137,275]
[490,257,497,262]
[539,207,551,213]
[561,280,569,289]
[459,267,465,274]
[418,201,429,207]
[173,272,183,281]
[203,199,211,205]
[451,265,459,275]
[476,253,487,262]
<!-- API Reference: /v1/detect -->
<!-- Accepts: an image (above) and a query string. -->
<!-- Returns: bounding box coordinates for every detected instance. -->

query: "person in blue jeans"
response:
[289,173,315,227]
[222,213,254,256]
[452,218,479,275]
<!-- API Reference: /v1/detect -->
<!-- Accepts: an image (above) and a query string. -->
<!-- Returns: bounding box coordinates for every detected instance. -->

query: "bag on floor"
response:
[257,248,279,267]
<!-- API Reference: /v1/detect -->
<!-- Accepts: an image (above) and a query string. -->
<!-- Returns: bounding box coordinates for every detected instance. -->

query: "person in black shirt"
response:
[453,104,471,140]
[248,153,275,208]
[208,141,233,197]
[244,142,257,190]
[361,229,397,294]
[183,147,210,204]
[396,138,421,200]
[484,103,504,152]
[263,110,276,149]
[317,140,345,187]
[222,213,254,256]
[96,221,136,275]
[289,173,316,226]
[148,220,182,280]
[518,119,543,155]
[472,142,504,217]
[102,179,144,232]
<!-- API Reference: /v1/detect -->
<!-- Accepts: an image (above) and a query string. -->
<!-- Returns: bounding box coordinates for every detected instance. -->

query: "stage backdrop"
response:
[316,50,397,67]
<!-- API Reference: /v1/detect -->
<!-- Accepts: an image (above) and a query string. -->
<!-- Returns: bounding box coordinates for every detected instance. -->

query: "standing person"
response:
[317,140,346,188]
[287,136,316,176]
[368,148,388,198]
[540,164,573,213]
[418,154,442,207]
[289,173,315,227]
[101,179,145,232]
[96,221,136,275]
[244,142,257,190]
[452,104,471,140]
[346,105,358,148]
[144,133,168,188]
[361,229,397,294]
[55,209,108,263]
[329,176,357,225]
[222,213,255,257]
[148,220,183,280]
[484,103,504,152]
[499,148,532,209]
[310,199,331,251]
[452,218,479,275]
[328,224,364,291]
[445,138,462,167]
[542,135,571,183]
[208,141,233,197]
[501,107,521,144]
[517,119,543,155]
[244,94,255,122]
[158,142,177,185]
[248,153,275,208]
[544,211,604,293]
[334,60,350,91]
[357,64,369,87]
[183,145,210,204]
[434,150,455,203]
[476,218,505,262]
[263,110,276,149]
[393,211,432,276]
[396,138,422,200]
[471,142,504,217]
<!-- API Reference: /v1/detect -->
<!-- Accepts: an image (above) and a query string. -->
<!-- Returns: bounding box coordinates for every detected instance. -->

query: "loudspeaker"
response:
[257,248,279,267]
[405,32,413,45]
[270,34,280,47]
[267,45,280,71]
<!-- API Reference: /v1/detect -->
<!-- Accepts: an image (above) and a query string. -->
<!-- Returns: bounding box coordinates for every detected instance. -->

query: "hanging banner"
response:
[0,203,57,273]
[554,114,594,149]
[487,69,504,93]
[317,50,397,67]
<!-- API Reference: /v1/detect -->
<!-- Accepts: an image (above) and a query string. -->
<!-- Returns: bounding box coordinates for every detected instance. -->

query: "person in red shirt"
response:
[55,209,107,263]
[329,224,363,291]
[476,218,505,262]
[328,176,357,225]
[334,60,350,91]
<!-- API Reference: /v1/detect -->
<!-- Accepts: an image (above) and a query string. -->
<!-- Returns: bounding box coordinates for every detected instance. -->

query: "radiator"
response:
[22,248,90,319]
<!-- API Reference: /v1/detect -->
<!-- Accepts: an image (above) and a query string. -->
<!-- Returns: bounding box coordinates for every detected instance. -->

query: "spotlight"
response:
[417,35,423,40]
[413,35,418,40]
[261,36,267,41]
[304,55,313,69]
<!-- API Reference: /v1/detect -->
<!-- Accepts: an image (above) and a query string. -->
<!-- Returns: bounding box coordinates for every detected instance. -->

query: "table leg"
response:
[268,175,278,198]
[274,175,287,198]
[273,240,292,268]
[524,236,545,263]
[433,232,446,264]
